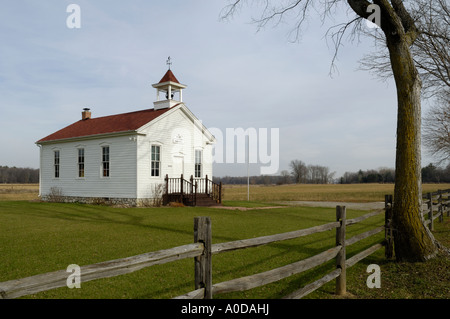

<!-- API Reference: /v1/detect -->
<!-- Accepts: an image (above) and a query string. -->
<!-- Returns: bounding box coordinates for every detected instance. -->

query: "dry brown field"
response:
[2,182,450,203]
[222,183,450,202]
[0,184,39,201]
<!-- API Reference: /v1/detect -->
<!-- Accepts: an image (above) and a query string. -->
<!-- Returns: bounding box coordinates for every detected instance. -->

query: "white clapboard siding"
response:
[39,104,214,201]
[40,135,137,198]
[136,105,214,199]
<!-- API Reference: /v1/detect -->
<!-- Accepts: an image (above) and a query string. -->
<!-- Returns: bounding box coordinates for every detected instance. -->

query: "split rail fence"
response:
[422,189,450,231]
[1,191,448,299]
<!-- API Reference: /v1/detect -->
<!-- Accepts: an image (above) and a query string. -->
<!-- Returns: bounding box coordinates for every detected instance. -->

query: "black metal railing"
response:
[164,174,222,206]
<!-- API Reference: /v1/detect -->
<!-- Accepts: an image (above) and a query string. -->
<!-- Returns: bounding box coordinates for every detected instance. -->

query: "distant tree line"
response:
[214,159,336,185]
[214,162,450,185]
[3,162,448,185]
[421,163,450,183]
[341,164,450,184]
[0,166,39,183]
[213,174,291,186]
[340,167,395,184]
[289,160,335,184]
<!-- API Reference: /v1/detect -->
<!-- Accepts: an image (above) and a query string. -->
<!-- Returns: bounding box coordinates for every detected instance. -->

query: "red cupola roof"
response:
[158,69,180,84]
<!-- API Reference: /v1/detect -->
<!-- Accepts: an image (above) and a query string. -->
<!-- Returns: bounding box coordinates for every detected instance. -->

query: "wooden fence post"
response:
[447,192,450,217]
[194,182,198,207]
[164,174,169,205]
[447,190,450,217]
[194,217,212,299]
[446,191,450,217]
[427,193,434,231]
[164,174,169,194]
[438,190,443,223]
[384,195,394,259]
[335,206,346,296]
[180,174,184,204]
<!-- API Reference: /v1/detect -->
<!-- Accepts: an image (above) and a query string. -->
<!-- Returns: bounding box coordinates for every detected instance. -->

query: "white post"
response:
[247,135,250,201]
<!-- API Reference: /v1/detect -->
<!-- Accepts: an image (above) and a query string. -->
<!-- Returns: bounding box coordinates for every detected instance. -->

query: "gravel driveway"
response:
[212,201,385,211]
[276,201,385,210]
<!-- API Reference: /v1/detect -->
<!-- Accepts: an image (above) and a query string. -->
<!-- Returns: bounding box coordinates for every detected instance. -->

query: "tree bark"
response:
[385,19,438,262]
[222,0,441,262]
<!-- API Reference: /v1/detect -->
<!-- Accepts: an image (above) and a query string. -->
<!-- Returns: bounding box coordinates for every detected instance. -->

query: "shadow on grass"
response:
[0,201,398,299]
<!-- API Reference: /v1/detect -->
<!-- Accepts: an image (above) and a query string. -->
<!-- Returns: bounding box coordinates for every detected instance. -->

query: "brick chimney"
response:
[82,108,91,120]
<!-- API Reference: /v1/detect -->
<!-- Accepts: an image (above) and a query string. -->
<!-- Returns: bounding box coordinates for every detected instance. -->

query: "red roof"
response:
[159,69,180,84]
[37,107,173,143]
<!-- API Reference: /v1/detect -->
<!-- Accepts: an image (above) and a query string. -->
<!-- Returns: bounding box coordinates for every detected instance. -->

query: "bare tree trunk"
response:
[387,34,438,261]
[221,0,442,261]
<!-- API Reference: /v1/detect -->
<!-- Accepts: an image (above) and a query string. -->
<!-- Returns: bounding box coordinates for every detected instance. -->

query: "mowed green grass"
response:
[1,183,449,299]
[0,201,387,299]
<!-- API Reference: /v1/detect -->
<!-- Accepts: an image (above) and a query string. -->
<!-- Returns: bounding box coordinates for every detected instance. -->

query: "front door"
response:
[173,156,184,178]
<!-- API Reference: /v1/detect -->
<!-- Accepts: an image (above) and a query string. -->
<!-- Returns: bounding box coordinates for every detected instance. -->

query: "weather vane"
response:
[166,56,172,70]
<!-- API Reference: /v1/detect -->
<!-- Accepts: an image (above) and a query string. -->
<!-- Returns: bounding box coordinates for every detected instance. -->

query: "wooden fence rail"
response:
[177,206,387,299]
[422,189,450,231]
[0,243,204,299]
[1,191,447,299]
[0,205,386,300]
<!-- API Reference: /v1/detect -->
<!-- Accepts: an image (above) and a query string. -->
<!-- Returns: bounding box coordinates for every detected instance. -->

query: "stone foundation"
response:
[41,195,161,207]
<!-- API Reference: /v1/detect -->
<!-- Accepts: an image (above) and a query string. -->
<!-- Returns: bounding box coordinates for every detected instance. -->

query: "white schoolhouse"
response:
[36,69,218,206]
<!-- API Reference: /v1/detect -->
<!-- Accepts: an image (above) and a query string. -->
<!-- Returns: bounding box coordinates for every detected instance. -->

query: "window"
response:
[102,146,110,177]
[78,148,85,177]
[54,151,60,178]
[151,145,160,177]
[195,150,202,178]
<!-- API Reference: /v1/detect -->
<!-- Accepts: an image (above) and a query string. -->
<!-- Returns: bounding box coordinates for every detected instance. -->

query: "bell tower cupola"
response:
[152,57,187,110]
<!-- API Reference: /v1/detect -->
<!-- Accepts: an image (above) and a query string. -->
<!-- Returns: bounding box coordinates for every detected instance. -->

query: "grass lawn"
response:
[0,183,448,299]
[1,200,390,299]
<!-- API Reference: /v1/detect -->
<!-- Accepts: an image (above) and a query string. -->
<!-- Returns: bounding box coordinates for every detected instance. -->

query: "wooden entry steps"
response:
[163,174,222,207]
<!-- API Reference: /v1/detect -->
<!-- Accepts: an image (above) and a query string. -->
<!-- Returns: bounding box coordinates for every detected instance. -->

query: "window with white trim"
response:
[54,150,60,178]
[151,145,161,177]
[78,148,85,178]
[195,150,202,178]
[102,146,110,177]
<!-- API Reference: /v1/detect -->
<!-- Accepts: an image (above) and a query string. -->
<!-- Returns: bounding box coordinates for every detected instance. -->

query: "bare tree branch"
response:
[326,16,362,75]
[220,0,243,20]
[219,0,445,261]
[359,0,449,98]
[347,0,372,19]
[423,89,450,164]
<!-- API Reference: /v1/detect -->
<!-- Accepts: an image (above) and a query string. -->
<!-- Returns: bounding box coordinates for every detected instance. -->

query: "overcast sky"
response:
[0,1,437,178]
